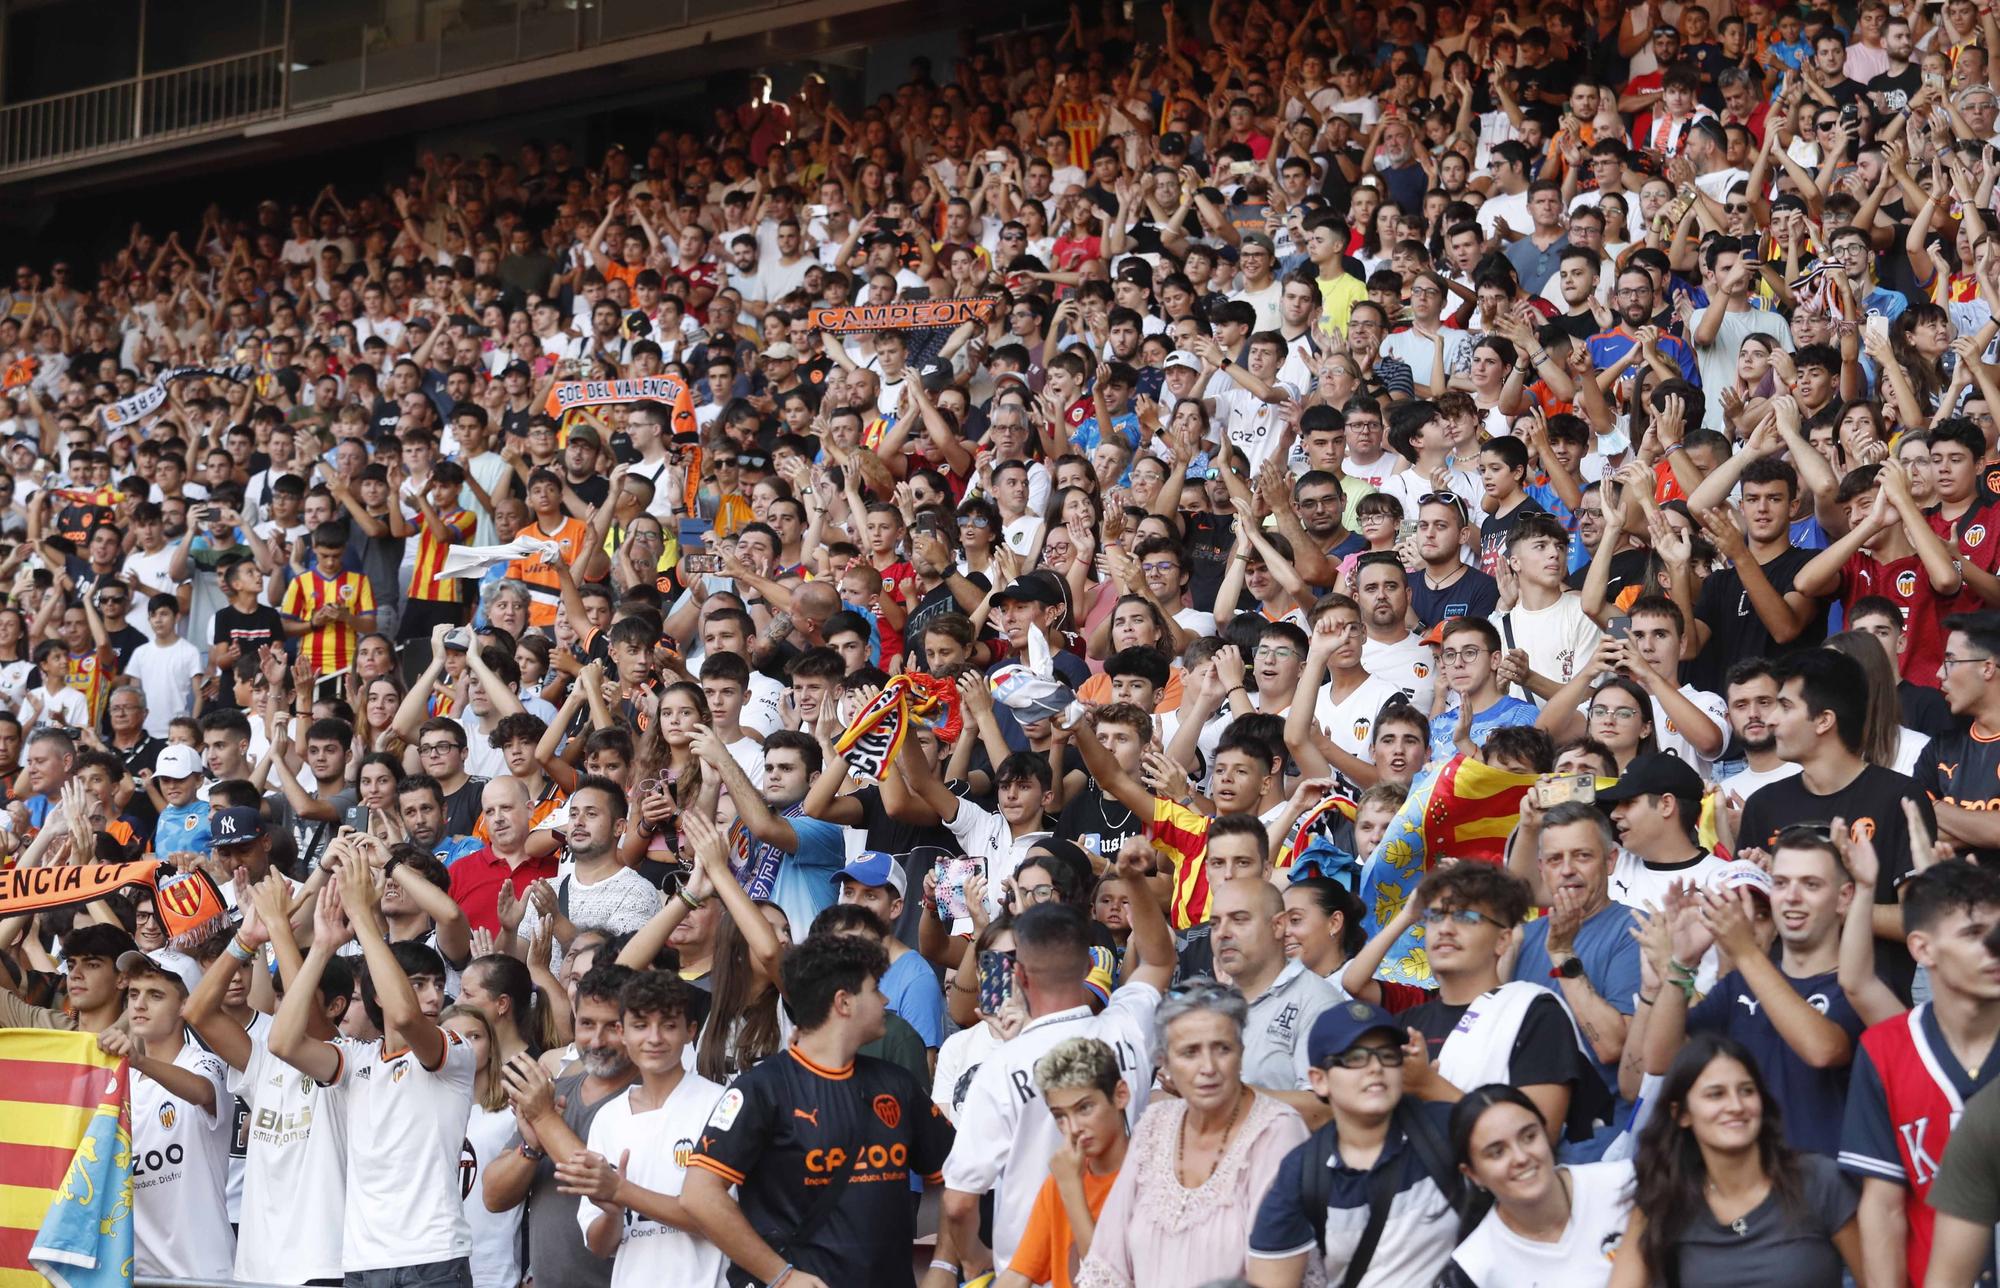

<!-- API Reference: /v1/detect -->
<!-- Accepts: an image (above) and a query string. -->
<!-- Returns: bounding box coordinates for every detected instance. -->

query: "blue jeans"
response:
[343,1258,473,1288]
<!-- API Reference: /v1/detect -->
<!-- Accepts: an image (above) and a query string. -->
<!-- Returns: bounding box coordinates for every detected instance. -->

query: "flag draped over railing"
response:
[0,1030,131,1288]
[1354,755,1537,987]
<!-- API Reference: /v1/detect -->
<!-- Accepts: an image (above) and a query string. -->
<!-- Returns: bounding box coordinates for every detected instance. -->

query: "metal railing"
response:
[0,46,284,176]
[0,0,807,179]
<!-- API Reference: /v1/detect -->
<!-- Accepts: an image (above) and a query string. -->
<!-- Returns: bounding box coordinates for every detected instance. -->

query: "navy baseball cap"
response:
[1307,1000,1405,1067]
[210,807,267,848]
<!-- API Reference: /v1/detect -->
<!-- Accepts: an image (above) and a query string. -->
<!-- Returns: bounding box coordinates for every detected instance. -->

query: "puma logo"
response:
[793,1107,819,1127]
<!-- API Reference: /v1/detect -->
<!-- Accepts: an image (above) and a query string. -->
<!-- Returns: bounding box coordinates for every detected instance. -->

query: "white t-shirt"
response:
[1211,380,1300,473]
[1362,633,1436,712]
[941,983,1162,1272]
[1654,685,1729,775]
[1447,1159,1635,1287]
[1610,846,1733,911]
[133,1037,235,1280]
[932,1019,1005,1125]
[1495,594,1604,694]
[1719,760,1801,810]
[333,1030,477,1271]
[1313,672,1410,795]
[22,683,90,730]
[1377,463,1481,519]
[126,636,204,739]
[1380,327,1474,392]
[517,863,661,976]
[230,1031,349,1284]
[1477,189,1533,240]
[943,795,1050,933]
[123,545,179,597]
[580,1075,731,1288]
[462,1101,522,1288]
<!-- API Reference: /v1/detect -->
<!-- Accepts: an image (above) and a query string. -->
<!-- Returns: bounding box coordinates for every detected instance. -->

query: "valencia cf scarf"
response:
[0,859,227,946]
[833,674,962,785]
[98,364,254,430]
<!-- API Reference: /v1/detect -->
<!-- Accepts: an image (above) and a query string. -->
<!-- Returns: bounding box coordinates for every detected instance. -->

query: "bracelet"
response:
[768,1267,795,1288]
[1664,441,1687,455]
[678,886,707,911]
[226,936,256,963]
[928,1261,959,1276]
[1637,992,1657,1006]
[1530,351,1550,366]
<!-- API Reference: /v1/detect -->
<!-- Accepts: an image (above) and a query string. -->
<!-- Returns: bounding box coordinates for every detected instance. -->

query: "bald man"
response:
[447,775,561,933]
[1212,877,1343,1124]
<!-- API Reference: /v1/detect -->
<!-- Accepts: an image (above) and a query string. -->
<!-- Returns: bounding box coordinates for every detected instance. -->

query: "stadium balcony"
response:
[0,0,1026,196]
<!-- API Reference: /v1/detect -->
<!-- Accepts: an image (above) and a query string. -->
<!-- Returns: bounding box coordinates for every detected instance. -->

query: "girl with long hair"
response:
[1825,629,1926,773]
[1439,1085,1634,1286]
[680,811,792,1084]
[1558,674,1656,772]
[440,1004,522,1288]
[1608,1033,1861,1286]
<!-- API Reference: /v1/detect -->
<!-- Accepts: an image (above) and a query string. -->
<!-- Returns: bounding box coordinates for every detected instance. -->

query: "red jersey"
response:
[1929,501,2000,616]
[1838,549,1947,687]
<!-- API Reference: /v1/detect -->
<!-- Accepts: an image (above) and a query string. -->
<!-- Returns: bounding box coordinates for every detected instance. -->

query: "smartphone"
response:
[1535,772,1597,808]
[1396,518,1420,546]
[977,949,1018,1014]
[808,204,829,219]
[985,149,1009,166]
[682,554,723,575]
[938,856,980,921]
[677,516,714,549]
[1608,615,1631,641]
[1229,160,1258,177]
[195,505,220,524]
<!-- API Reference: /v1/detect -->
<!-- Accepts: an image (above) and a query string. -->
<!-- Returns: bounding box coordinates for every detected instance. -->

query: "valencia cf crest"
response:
[872,1094,902,1129]
[1967,524,1988,548]
[158,1103,177,1128]
[1896,570,1918,598]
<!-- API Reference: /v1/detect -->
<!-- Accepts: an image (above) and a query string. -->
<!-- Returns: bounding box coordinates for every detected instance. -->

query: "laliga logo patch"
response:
[872,1094,902,1130]
[1896,570,1918,598]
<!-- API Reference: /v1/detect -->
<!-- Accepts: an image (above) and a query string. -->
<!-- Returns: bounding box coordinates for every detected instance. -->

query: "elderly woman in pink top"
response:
[1076,978,1310,1288]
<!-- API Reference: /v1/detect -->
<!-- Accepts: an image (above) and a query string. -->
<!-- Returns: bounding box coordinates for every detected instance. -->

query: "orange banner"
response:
[0,860,224,943]
[809,297,997,333]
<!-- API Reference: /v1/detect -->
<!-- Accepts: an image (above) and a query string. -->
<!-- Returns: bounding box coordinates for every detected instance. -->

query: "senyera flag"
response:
[1353,754,1536,987]
[0,1030,131,1288]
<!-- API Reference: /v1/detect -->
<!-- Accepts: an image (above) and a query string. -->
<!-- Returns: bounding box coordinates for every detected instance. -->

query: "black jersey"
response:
[689,1044,953,1286]
[1917,730,2000,867]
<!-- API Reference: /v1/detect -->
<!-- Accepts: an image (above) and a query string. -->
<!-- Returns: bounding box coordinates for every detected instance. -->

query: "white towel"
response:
[438,537,559,580]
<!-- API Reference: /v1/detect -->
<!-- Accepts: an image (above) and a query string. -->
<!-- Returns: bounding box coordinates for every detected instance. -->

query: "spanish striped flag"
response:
[1354,755,1537,987]
[0,1030,131,1288]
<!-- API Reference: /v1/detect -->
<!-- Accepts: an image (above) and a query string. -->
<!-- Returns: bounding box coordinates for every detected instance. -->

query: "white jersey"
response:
[580,1075,731,1288]
[1653,685,1728,775]
[1312,672,1411,795]
[1447,1159,1634,1286]
[1610,846,1733,911]
[462,1102,522,1288]
[941,982,1162,1272]
[219,1010,269,1223]
[230,1027,349,1284]
[132,1037,236,1280]
[333,1030,477,1271]
[1362,633,1436,712]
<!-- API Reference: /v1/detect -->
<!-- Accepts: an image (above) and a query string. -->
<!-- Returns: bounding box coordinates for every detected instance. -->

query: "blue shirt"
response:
[1691,964,1864,1156]
[1586,326,1701,388]
[770,815,847,941]
[881,950,947,1047]
[1428,695,1539,764]
[1515,900,1642,1161]
[1072,409,1141,456]
[154,800,211,856]
[433,835,484,867]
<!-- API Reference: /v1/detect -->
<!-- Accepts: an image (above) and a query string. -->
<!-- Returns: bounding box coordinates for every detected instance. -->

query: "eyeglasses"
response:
[1139,560,1180,575]
[419,741,464,755]
[1942,655,1994,673]
[1439,646,1488,665]
[1254,646,1300,661]
[1296,495,1341,510]
[1327,1045,1407,1070]
[1588,705,1642,721]
[1017,883,1058,904]
[1419,907,1502,929]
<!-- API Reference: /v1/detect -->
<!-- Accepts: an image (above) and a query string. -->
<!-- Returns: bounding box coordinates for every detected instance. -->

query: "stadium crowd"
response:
[16,0,2000,1284]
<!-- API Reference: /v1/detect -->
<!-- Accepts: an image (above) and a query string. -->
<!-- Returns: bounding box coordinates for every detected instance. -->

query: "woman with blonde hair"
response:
[440,1004,522,1288]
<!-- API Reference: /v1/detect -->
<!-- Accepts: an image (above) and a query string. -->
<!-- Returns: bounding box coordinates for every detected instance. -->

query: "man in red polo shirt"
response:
[446,776,559,935]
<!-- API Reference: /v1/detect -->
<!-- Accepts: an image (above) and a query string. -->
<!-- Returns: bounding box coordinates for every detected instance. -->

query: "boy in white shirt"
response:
[21,638,89,730]
[269,839,477,1285]
[104,948,235,1282]
[566,969,729,1287]
[125,593,204,739]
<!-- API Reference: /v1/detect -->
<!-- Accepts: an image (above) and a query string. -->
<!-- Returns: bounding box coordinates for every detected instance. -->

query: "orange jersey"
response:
[474,782,566,843]
[507,515,591,626]
[281,569,375,672]
[409,506,476,603]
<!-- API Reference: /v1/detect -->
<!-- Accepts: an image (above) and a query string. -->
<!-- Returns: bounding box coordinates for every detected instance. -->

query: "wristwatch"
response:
[1549,954,1586,980]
